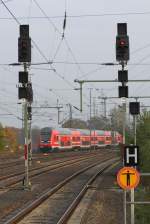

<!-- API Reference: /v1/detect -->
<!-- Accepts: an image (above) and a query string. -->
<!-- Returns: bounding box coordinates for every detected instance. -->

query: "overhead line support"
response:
[74,79,150,112]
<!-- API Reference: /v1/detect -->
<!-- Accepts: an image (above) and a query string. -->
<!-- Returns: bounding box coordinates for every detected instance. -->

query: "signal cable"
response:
[0,0,20,25]
[32,0,87,78]
[2,0,150,102]
[2,11,150,19]
[1,0,84,109]
[0,0,76,89]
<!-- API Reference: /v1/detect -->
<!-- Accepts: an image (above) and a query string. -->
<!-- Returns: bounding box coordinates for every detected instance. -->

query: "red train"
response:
[39,127,122,152]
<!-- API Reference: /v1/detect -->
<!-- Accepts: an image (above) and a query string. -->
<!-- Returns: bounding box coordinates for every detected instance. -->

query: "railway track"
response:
[0,151,109,188]
[0,150,103,170]
[2,157,119,224]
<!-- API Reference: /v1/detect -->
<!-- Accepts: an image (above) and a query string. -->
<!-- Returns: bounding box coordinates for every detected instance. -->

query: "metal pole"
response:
[68,104,72,128]
[131,187,135,224]
[24,99,29,189]
[23,63,30,189]
[93,97,96,150]
[90,89,92,149]
[28,73,32,167]
[75,79,150,83]
[131,115,136,224]
[57,99,60,124]
[80,82,83,112]
[134,115,137,145]
[122,102,126,145]
[58,107,61,124]
[104,97,107,119]
[122,100,127,224]
[93,97,96,117]
[28,119,32,166]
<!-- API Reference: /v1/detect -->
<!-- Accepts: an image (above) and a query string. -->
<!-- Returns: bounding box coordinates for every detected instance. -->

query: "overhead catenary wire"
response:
[2,11,150,19]
[0,0,14,4]
[62,11,67,39]
[0,0,75,89]
[2,0,150,121]
[1,0,87,111]
[33,0,65,63]
[1,0,150,84]
[0,0,20,25]
[7,61,150,66]
[2,0,150,84]
[30,0,91,105]
[32,0,87,78]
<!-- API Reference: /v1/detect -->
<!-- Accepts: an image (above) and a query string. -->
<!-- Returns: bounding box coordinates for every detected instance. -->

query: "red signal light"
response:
[120,40,126,46]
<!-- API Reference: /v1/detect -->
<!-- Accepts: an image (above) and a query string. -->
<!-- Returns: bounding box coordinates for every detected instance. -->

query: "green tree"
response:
[135,111,150,224]
[4,127,18,151]
[62,118,87,129]
[87,116,110,130]
[110,106,124,134]
[136,111,150,172]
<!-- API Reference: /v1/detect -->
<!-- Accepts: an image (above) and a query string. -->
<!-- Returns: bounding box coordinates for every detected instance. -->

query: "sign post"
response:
[123,144,139,224]
[117,166,140,224]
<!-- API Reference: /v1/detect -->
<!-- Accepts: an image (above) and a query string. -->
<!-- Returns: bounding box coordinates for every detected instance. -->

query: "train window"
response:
[106,137,111,141]
[99,141,104,144]
[72,137,75,141]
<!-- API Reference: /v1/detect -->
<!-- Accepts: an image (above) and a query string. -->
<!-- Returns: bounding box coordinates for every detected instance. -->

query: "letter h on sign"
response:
[124,145,139,166]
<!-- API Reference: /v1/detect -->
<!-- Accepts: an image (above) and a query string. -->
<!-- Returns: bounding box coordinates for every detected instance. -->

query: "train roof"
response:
[58,128,71,135]
[40,127,53,132]
[74,129,93,135]
[41,127,71,135]
[95,130,105,135]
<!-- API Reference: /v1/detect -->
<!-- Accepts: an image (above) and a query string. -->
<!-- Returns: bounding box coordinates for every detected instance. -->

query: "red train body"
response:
[39,127,122,152]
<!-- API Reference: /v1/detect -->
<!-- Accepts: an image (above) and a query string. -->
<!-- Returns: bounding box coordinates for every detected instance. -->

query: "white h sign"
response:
[124,146,139,166]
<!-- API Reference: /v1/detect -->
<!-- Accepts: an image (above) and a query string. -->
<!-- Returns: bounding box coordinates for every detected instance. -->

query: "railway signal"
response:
[116,23,129,62]
[118,86,128,98]
[19,71,28,83]
[18,71,28,100]
[18,73,33,103]
[118,70,128,83]
[18,24,32,190]
[116,24,129,99]
[27,82,33,103]
[18,25,31,62]
[129,102,140,115]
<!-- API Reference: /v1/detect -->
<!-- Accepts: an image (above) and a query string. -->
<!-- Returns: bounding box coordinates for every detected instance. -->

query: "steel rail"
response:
[0,152,107,187]
[4,157,117,224]
[57,161,117,224]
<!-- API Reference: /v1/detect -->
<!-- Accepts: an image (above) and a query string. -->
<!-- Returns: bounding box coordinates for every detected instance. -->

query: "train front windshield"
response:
[40,129,52,142]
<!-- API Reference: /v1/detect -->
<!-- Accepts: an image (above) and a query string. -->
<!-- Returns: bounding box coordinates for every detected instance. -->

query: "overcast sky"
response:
[0,0,150,128]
